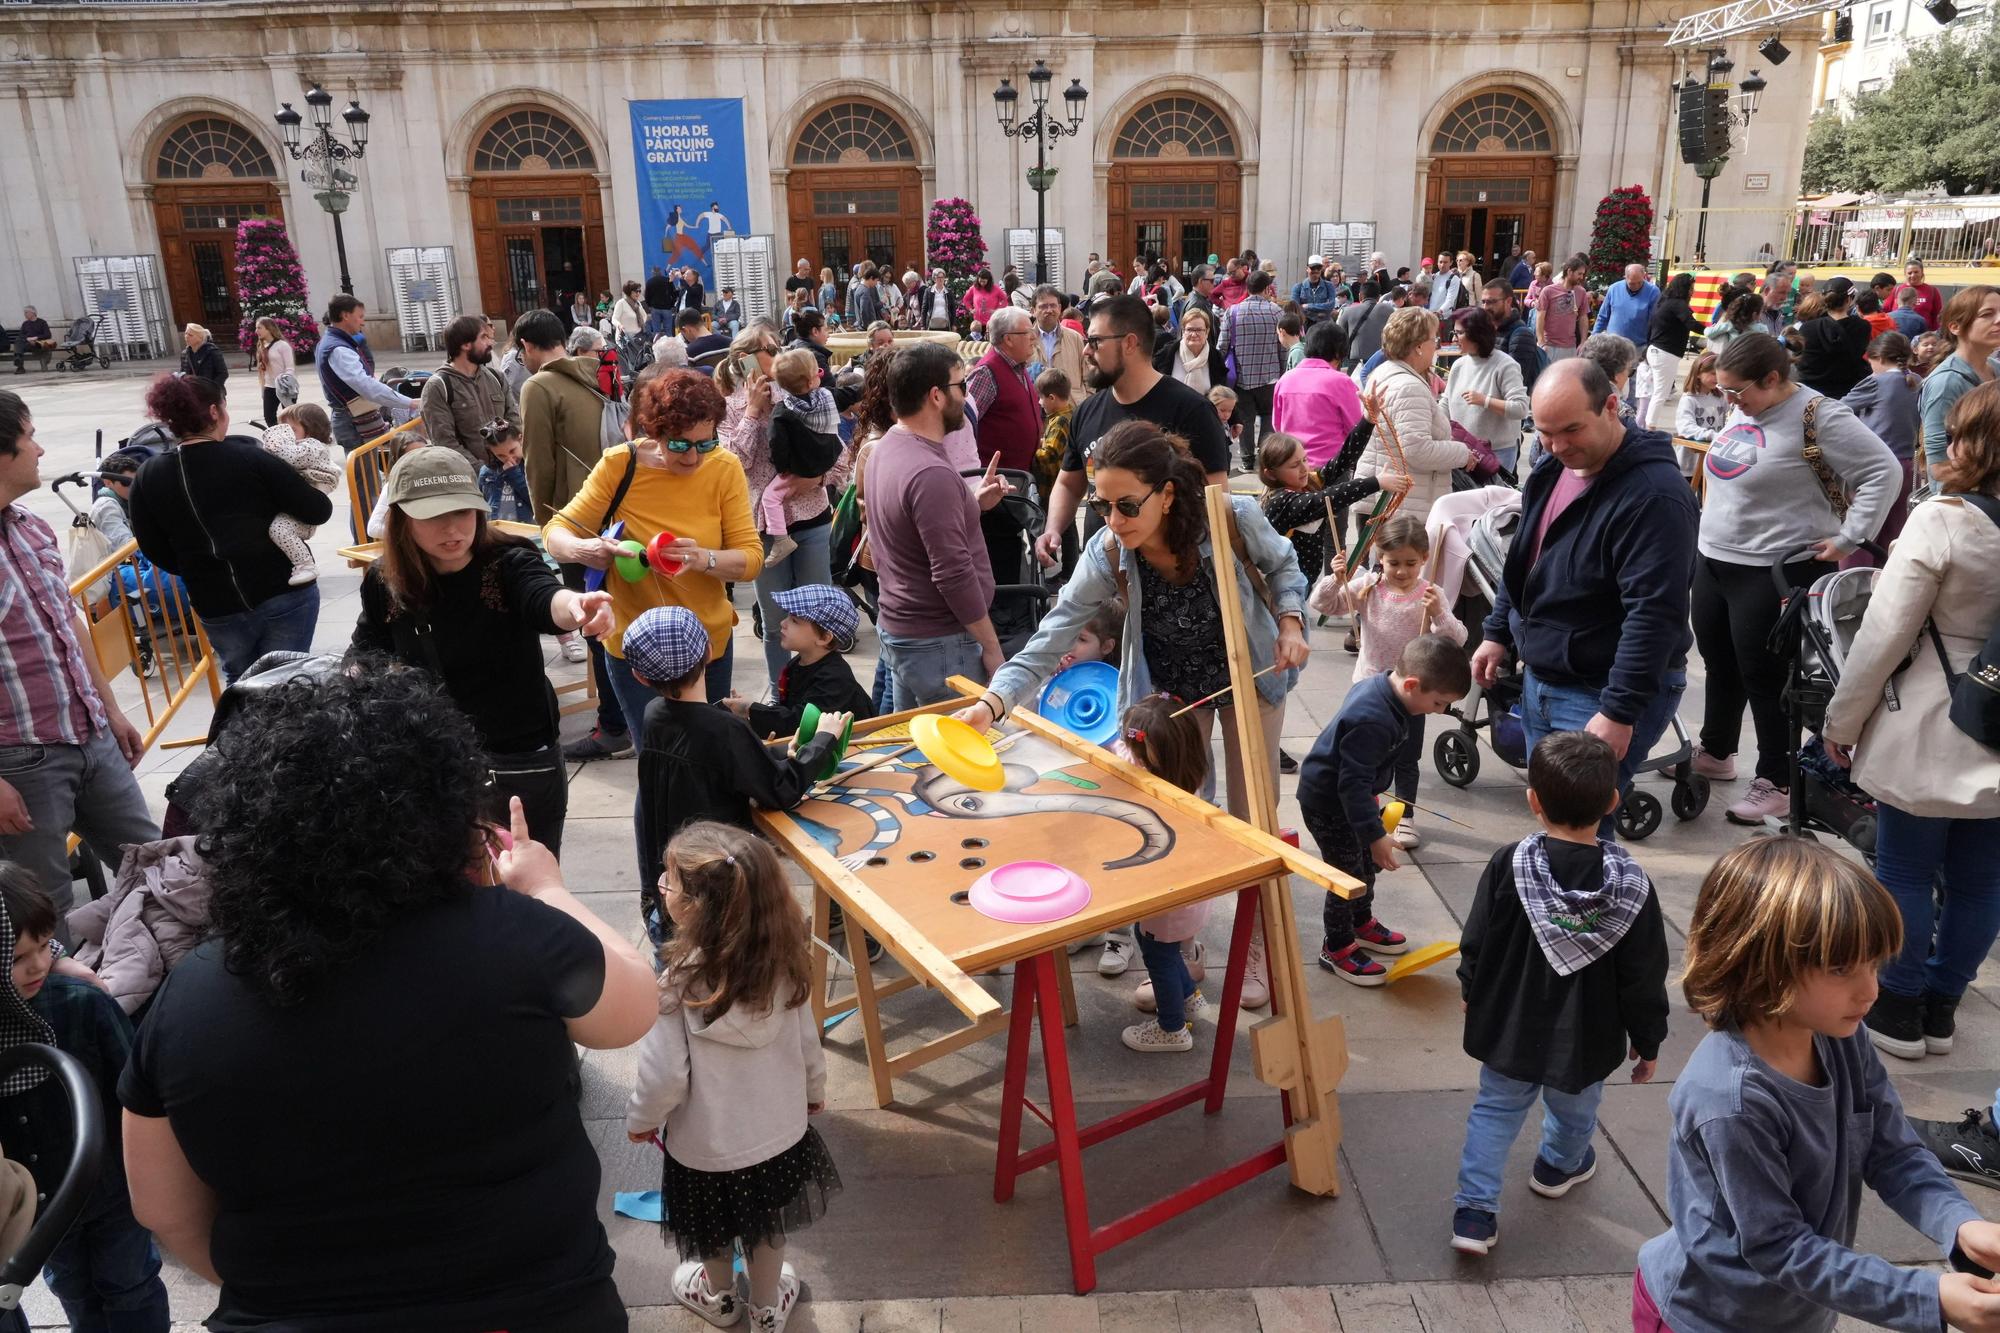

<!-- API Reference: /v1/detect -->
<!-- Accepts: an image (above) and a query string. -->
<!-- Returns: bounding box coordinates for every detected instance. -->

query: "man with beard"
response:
[419,315,520,469]
[1032,294,1231,566]
[864,341,1007,707]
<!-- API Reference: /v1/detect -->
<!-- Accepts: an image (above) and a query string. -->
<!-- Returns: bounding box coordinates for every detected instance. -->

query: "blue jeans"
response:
[1136,927,1197,1032]
[1876,805,2000,1001]
[605,640,735,737]
[42,1193,171,1333]
[880,628,986,711]
[201,583,320,682]
[0,727,160,922]
[1454,1065,1604,1215]
[479,462,531,521]
[754,524,833,681]
[1519,667,1686,840]
[870,655,893,716]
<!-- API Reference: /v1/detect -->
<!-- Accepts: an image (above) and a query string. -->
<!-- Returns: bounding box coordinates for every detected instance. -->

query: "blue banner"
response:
[628,99,749,292]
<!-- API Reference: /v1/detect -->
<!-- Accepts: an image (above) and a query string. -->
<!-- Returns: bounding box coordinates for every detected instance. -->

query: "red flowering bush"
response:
[1587,185,1654,286]
[234,217,318,355]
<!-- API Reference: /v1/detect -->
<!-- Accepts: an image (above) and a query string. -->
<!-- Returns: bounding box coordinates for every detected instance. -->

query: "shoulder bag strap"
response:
[599,445,640,534]
[1797,396,1850,521]
[1222,505,1278,619]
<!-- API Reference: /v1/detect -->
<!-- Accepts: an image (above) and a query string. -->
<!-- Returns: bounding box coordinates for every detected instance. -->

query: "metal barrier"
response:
[1664,202,2000,271]
[67,540,222,754]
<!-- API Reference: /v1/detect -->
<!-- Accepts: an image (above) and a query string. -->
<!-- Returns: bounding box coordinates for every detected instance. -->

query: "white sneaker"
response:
[286,566,318,587]
[1725,776,1790,825]
[672,1260,743,1328]
[1391,821,1421,850]
[1098,934,1134,977]
[1067,934,1101,956]
[747,1268,800,1333]
[1134,940,1207,1012]
[1240,931,1270,1010]
[1121,1017,1195,1053]
[559,631,589,663]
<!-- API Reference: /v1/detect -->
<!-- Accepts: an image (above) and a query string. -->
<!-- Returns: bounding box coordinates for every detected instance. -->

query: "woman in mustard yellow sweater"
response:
[544,368,763,727]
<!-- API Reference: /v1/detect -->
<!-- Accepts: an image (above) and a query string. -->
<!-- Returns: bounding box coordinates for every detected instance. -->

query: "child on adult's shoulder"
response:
[0,865,172,1333]
[1111,696,1214,1055]
[1299,635,1469,986]
[725,584,873,739]
[1309,513,1467,849]
[1258,430,1412,580]
[625,823,839,1333]
[626,606,848,947]
[1636,837,2000,1333]
[262,403,340,587]
[1448,731,1669,1258]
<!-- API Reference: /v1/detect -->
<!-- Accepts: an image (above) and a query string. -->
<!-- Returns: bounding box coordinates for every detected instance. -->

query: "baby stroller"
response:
[1767,552,1883,857]
[53,316,105,373]
[0,1044,106,1321]
[964,465,1053,656]
[1433,494,1711,840]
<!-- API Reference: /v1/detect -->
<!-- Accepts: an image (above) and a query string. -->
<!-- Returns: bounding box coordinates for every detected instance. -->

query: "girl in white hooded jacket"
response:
[626,822,838,1333]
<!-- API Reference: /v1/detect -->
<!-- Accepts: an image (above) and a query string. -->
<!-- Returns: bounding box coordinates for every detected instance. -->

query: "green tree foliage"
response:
[1807,18,2000,196]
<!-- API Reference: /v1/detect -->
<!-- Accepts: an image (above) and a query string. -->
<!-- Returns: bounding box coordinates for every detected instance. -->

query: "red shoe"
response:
[1318,943,1388,987]
[1354,918,1411,956]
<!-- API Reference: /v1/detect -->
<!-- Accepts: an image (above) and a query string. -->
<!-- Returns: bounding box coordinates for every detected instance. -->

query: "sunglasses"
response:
[663,436,723,454]
[1085,483,1164,520]
[1082,334,1127,350]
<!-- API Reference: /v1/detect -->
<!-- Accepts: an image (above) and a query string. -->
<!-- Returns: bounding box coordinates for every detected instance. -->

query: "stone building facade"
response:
[0,0,1816,342]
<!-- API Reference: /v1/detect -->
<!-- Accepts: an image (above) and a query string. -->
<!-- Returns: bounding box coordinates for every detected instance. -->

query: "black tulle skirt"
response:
[660,1126,842,1260]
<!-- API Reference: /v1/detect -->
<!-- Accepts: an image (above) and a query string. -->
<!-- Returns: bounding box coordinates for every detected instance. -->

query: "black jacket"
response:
[1483,425,1698,725]
[1297,672,1408,846]
[637,696,837,886]
[180,340,229,389]
[130,436,334,617]
[1458,840,1670,1094]
[1646,298,1702,359]
[1496,313,1542,394]
[1797,312,1873,400]
[747,651,875,741]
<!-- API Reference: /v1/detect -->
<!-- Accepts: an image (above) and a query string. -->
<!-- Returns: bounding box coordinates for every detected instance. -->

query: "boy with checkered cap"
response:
[626,606,851,945]
[1449,730,1671,1258]
[724,584,873,740]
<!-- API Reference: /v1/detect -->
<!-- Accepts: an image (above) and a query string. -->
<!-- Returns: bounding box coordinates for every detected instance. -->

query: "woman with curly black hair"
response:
[119,667,657,1332]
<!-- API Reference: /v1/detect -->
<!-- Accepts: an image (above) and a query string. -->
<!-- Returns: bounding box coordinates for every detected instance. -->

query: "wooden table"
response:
[1676,436,1711,504]
[756,688,1363,1293]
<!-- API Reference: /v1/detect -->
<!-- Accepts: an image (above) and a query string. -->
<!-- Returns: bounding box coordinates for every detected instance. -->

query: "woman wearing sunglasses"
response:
[959,420,1310,1009]
[719,326,855,681]
[545,368,762,729]
[1693,332,1901,827]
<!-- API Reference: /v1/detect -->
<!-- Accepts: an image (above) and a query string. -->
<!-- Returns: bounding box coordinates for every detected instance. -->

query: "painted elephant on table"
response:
[809,761,1177,872]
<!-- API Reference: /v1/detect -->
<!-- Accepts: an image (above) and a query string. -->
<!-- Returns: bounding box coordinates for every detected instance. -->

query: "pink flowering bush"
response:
[925,197,987,280]
[234,217,319,355]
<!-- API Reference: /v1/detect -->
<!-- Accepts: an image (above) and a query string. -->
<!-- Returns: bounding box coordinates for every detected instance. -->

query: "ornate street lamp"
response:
[992,61,1088,285]
[275,83,370,295]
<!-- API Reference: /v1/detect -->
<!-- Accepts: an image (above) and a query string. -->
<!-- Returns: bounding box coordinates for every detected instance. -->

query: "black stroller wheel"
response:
[1671,773,1711,820]
[1435,729,1479,787]
[1616,789,1664,840]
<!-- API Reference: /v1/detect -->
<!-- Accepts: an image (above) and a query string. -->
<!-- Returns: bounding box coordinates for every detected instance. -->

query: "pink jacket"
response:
[67,836,213,1015]
[961,281,1007,325]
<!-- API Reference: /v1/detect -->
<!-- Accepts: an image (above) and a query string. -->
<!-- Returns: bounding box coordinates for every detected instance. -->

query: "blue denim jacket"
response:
[990,494,1308,718]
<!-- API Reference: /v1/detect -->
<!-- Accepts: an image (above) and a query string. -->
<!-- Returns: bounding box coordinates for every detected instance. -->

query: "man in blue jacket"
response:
[1292,257,1340,326]
[1470,358,1698,835]
[1592,264,1658,345]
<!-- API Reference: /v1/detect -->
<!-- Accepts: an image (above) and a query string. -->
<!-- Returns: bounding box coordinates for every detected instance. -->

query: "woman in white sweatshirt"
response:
[1443,308,1529,472]
[626,823,838,1333]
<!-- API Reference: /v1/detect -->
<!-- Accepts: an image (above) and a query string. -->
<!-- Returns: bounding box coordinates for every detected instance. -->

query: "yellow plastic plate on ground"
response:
[1383,940,1460,984]
[910,713,1005,791]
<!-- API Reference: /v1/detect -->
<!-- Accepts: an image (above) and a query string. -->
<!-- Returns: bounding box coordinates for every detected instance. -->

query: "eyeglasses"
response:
[1082,334,1126,350]
[1085,483,1164,520]
[1718,384,1749,401]
[941,379,968,397]
[663,436,723,454]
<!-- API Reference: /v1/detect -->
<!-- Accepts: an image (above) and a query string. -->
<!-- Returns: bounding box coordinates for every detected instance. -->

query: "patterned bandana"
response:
[1511,832,1651,977]
[0,896,56,1095]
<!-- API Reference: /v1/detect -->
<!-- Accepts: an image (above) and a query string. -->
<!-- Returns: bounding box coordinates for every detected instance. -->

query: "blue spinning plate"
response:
[1038,661,1120,746]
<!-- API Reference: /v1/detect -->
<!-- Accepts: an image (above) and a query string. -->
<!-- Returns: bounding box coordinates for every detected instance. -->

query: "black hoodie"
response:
[1483,424,1699,724]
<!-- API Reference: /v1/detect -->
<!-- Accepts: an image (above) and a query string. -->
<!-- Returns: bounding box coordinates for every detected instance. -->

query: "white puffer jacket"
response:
[1357,359,1469,524]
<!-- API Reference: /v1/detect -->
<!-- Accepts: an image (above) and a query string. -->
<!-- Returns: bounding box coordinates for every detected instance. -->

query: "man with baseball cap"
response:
[723,584,872,738]
[1292,256,1339,326]
[625,604,848,941]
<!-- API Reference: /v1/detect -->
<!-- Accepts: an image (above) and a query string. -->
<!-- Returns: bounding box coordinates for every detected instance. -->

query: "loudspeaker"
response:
[1678,82,1733,164]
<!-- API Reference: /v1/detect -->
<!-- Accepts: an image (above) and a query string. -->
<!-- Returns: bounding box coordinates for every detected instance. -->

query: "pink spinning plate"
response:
[966,860,1093,924]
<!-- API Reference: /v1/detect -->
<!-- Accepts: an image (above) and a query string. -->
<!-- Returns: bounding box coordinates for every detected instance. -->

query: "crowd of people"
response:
[0,233,1997,1331]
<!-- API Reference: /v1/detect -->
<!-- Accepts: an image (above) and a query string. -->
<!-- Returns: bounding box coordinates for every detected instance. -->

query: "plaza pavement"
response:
[10,363,1995,1331]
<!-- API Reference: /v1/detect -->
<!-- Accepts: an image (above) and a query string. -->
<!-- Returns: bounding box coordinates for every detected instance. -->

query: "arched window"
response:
[153,116,277,181]
[792,102,916,166]
[1113,96,1237,160]
[1430,91,1554,154]
[472,108,597,173]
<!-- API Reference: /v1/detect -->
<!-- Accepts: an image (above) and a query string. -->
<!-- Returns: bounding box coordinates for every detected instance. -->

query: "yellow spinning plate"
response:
[909,714,1005,791]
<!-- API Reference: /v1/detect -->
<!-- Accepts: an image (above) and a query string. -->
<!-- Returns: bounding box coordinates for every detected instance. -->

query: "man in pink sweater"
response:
[865,342,1006,707]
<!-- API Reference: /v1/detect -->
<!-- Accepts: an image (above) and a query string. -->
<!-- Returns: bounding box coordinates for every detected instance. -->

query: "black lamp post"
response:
[992,61,1087,285]
[275,84,371,296]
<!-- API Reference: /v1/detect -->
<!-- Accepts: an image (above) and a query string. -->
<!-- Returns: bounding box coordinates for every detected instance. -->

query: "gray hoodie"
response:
[625,972,827,1172]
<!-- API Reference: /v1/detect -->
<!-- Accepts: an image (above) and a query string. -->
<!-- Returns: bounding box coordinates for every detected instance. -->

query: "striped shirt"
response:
[0,506,107,747]
[1219,296,1285,388]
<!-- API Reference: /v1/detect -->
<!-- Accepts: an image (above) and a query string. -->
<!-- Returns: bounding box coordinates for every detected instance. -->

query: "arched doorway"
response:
[149,114,284,334]
[468,106,609,327]
[785,100,924,282]
[1106,95,1242,275]
[1421,91,1558,282]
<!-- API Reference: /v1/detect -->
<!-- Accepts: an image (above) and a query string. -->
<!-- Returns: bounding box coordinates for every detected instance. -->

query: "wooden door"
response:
[471,175,607,328]
[785,167,923,279]
[1423,158,1554,281]
[152,184,282,333]
[1107,164,1240,274]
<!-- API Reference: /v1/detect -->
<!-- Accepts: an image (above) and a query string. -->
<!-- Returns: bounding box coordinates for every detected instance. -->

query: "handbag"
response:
[1798,396,1850,522]
[1926,494,2000,749]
